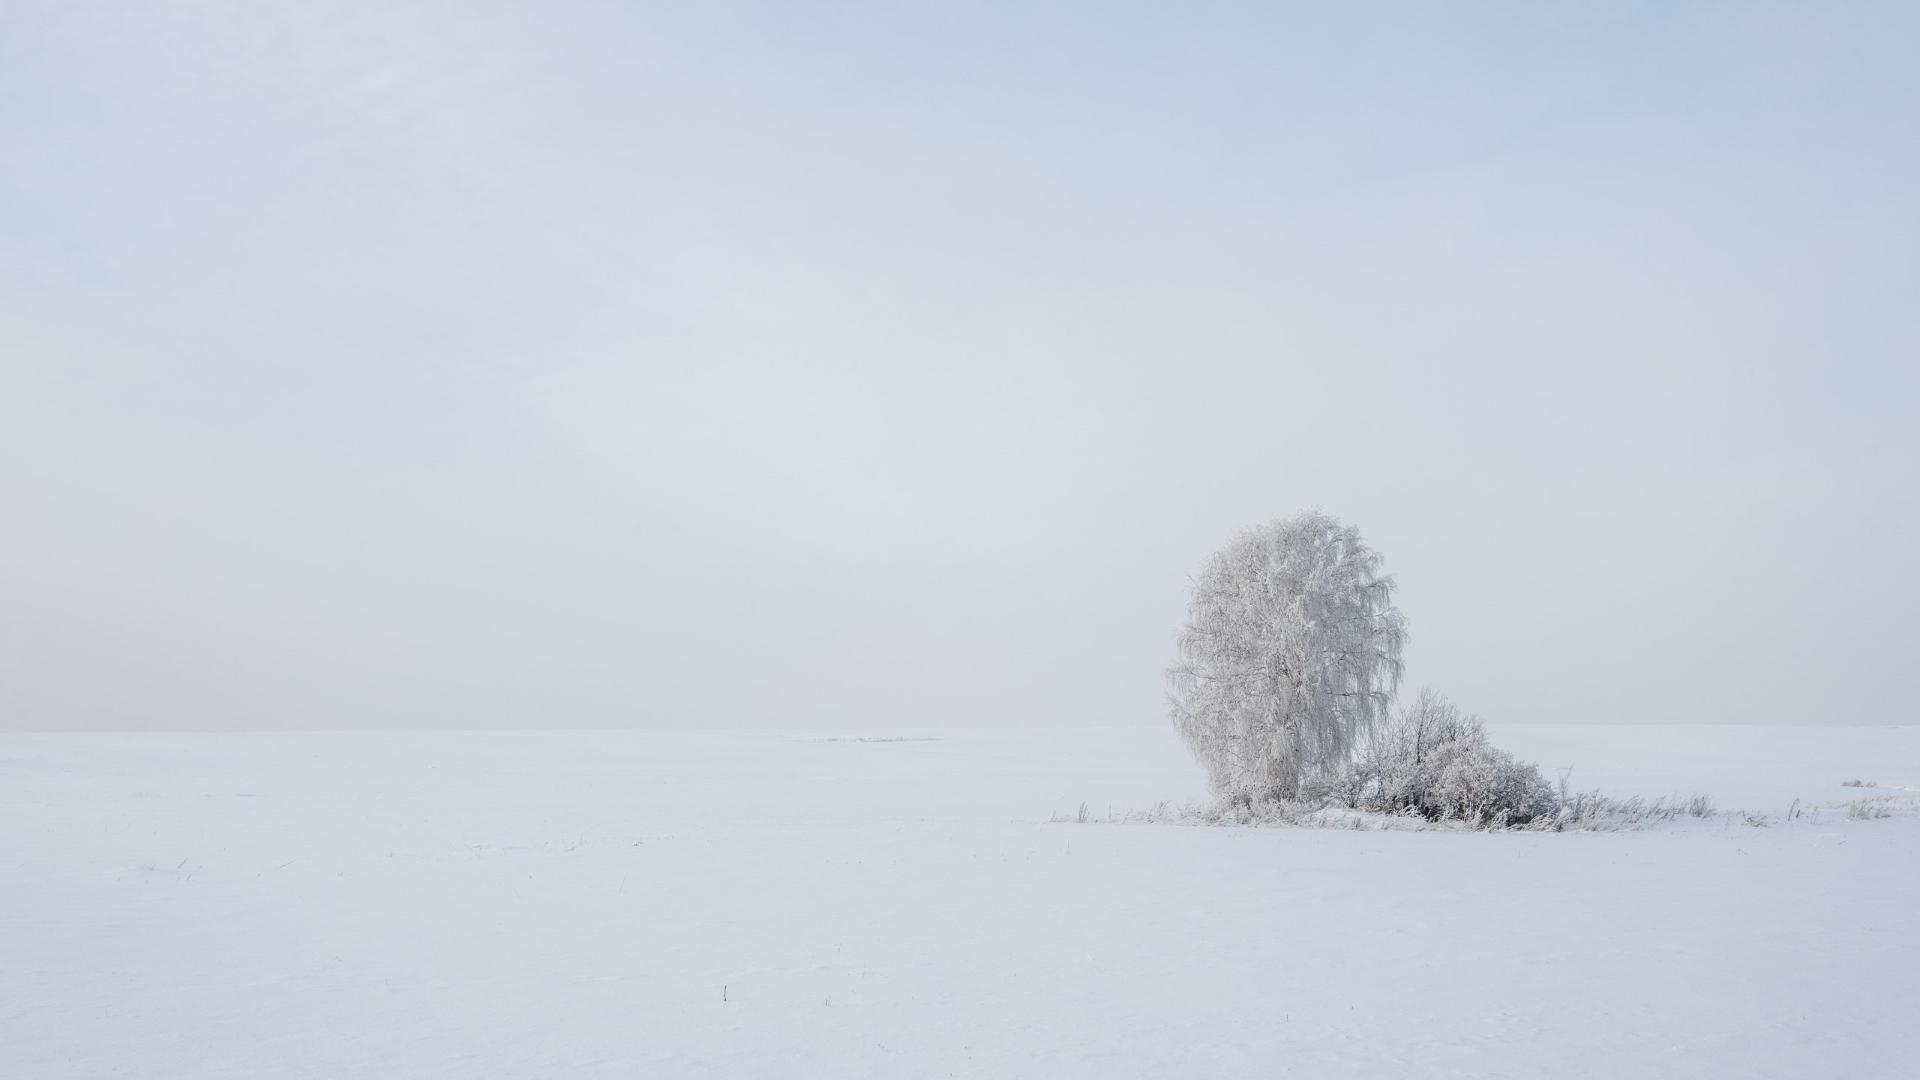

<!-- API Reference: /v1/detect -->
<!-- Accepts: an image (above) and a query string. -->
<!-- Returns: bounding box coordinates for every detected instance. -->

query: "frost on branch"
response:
[1166,511,1407,804]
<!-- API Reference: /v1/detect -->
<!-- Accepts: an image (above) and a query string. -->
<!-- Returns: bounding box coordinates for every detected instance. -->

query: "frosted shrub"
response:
[1352,688,1479,811]
[1166,512,1406,804]
[1338,689,1557,825]
[1427,740,1558,824]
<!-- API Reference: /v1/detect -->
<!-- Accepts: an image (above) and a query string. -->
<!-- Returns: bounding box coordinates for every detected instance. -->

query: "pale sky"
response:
[3,2,1916,731]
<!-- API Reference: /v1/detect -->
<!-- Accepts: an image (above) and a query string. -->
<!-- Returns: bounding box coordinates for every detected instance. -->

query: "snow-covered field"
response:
[4,724,1915,1078]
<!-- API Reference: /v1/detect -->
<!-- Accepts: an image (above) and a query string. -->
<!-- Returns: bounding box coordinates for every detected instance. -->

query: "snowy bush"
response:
[1427,739,1559,824]
[1331,689,1556,825]
[1166,512,1406,804]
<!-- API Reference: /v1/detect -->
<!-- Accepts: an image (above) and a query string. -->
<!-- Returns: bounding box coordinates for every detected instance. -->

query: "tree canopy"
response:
[1167,511,1407,803]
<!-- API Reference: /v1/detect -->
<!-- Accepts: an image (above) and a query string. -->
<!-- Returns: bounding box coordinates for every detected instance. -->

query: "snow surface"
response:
[4,724,1916,1078]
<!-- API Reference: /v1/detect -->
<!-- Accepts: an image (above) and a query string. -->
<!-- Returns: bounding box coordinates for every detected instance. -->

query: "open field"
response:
[4,724,1916,1078]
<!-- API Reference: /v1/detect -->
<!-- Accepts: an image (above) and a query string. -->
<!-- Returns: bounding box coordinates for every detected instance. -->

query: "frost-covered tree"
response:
[1167,511,1407,804]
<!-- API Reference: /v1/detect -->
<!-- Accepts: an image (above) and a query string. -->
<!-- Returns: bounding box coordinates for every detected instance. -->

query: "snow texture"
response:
[3,724,1916,1078]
